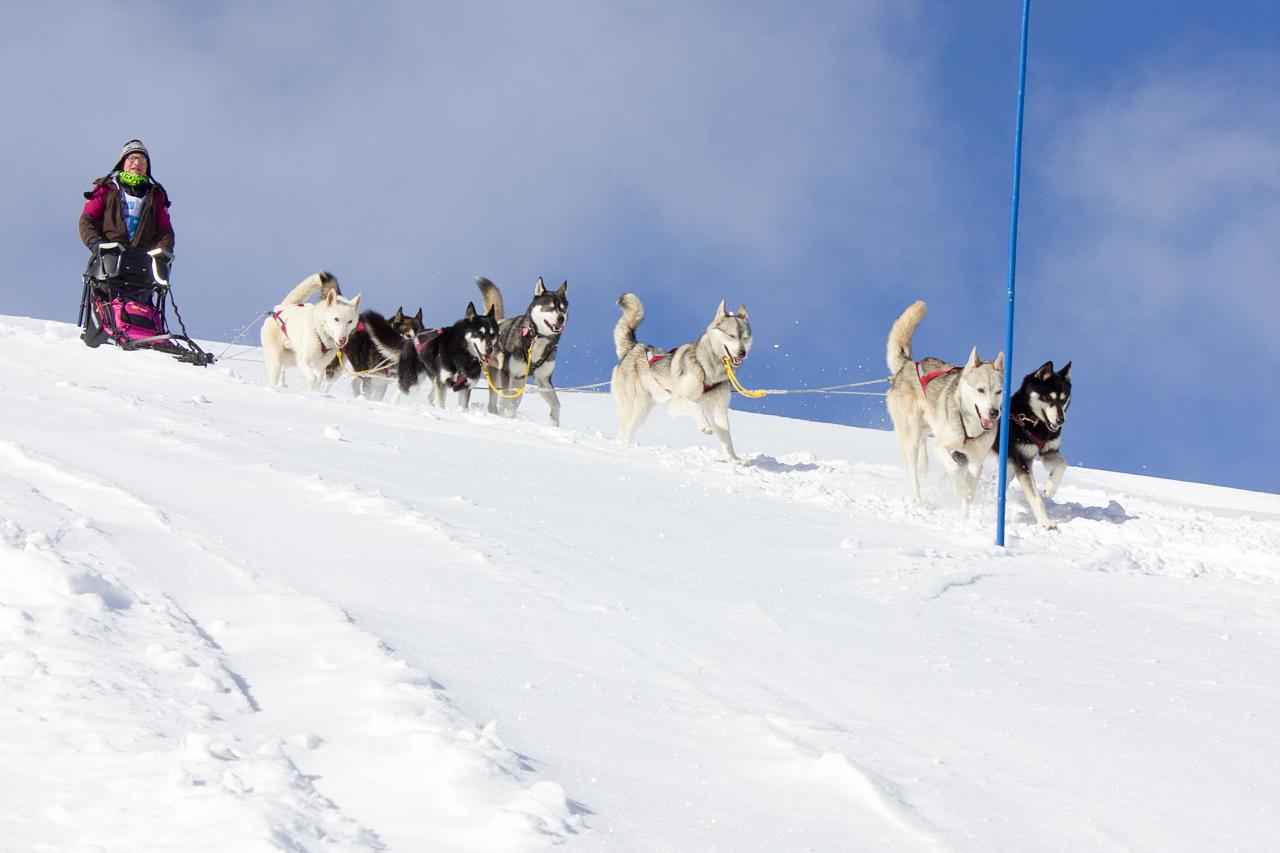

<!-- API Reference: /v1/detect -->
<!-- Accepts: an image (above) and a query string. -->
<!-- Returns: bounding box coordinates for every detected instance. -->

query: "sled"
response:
[77,243,214,366]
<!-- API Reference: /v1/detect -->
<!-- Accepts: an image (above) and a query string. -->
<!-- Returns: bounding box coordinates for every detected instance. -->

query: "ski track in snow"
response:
[2,316,1279,851]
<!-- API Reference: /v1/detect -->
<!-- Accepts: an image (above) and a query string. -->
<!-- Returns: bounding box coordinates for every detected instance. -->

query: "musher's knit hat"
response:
[113,139,151,174]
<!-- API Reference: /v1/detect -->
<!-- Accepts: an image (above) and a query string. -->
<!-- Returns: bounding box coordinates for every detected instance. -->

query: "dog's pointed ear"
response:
[965,346,979,369]
[1034,360,1053,379]
[393,307,404,322]
[323,290,337,306]
[350,292,362,311]
[715,299,727,320]
[1059,361,1072,380]
[736,304,749,321]
[485,304,496,320]
[556,280,568,295]
[465,301,477,319]
[994,351,1005,371]
[534,276,546,296]
[414,307,423,323]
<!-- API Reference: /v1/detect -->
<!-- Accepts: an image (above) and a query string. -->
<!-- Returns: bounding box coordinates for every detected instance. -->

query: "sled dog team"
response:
[262,273,1071,529]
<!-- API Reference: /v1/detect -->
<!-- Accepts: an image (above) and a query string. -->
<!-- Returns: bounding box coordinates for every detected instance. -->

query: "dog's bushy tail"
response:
[886,300,926,374]
[360,310,407,363]
[277,270,339,308]
[476,277,504,322]
[614,292,644,359]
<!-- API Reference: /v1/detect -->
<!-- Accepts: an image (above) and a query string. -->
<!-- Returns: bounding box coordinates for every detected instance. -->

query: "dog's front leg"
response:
[457,384,473,411]
[498,369,521,419]
[317,361,336,393]
[537,382,561,427]
[936,445,973,518]
[959,451,989,521]
[1042,451,1067,499]
[298,357,322,391]
[1010,460,1055,530]
[702,389,743,464]
[955,466,976,519]
[487,372,501,415]
[430,378,446,409]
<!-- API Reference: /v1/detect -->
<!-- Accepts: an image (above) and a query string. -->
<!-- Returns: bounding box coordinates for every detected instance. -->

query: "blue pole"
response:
[996,0,1031,547]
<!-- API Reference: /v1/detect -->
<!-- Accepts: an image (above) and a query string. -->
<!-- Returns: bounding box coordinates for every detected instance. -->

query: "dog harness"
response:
[916,362,960,393]
[646,349,724,393]
[411,328,481,390]
[916,361,994,444]
[517,324,560,373]
[271,305,328,354]
[413,328,443,354]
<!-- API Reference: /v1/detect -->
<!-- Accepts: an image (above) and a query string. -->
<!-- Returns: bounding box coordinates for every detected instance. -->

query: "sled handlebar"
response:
[148,249,171,287]
[92,243,172,287]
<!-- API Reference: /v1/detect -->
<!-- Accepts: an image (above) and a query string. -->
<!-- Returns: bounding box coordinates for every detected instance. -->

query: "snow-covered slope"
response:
[2,315,1278,852]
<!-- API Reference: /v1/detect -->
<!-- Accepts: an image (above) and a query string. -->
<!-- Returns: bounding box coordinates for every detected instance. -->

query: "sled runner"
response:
[77,243,213,366]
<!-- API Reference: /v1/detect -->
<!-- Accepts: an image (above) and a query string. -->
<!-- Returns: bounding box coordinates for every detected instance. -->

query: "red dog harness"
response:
[917,362,959,393]
[413,328,443,354]
[271,305,328,354]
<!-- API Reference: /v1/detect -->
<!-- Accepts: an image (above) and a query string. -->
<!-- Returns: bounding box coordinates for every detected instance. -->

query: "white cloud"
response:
[1035,56,1280,356]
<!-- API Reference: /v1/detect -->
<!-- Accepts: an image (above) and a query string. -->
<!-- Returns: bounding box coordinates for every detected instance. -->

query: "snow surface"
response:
[2,315,1278,852]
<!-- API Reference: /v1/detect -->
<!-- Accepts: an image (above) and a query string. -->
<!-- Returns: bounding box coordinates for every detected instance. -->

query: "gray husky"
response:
[885,300,1004,519]
[475,276,568,426]
[612,292,752,464]
[993,360,1072,530]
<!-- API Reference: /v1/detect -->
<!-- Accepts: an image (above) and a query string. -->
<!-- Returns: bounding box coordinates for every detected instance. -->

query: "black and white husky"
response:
[475,276,568,426]
[377,302,498,409]
[993,360,1072,530]
[331,307,425,401]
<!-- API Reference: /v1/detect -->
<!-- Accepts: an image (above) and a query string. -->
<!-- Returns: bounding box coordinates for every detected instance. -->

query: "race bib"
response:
[122,193,144,240]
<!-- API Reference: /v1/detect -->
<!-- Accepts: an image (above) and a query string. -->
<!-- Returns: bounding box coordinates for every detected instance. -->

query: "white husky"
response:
[885,300,1004,519]
[260,271,362,389]
[611,292,752,463]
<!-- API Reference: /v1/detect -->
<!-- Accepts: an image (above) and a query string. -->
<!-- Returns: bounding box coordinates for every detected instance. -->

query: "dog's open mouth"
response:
[724,348,744,367]
[977,405,995,431]
[549,322,564,333]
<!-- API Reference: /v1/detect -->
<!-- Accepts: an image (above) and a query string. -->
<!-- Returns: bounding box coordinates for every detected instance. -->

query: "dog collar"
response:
[1012,413,1049,451]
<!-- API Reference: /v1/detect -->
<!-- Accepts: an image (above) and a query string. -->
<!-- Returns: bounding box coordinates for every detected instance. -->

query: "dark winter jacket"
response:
[79,174,175,254]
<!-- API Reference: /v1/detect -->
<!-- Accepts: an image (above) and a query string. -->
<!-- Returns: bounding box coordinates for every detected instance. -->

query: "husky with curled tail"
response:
[261,271,362,390]
[476,276,568,425]
[331,307,425,400]
[885,300,1003,519]
[611,292,752,464]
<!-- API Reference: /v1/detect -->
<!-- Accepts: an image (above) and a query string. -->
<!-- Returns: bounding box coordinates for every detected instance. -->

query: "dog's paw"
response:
[700,426,714,435]
[1041,520,1058,531]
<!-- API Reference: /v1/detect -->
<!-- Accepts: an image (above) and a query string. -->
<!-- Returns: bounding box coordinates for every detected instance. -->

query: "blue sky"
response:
[4,2,1277,492]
